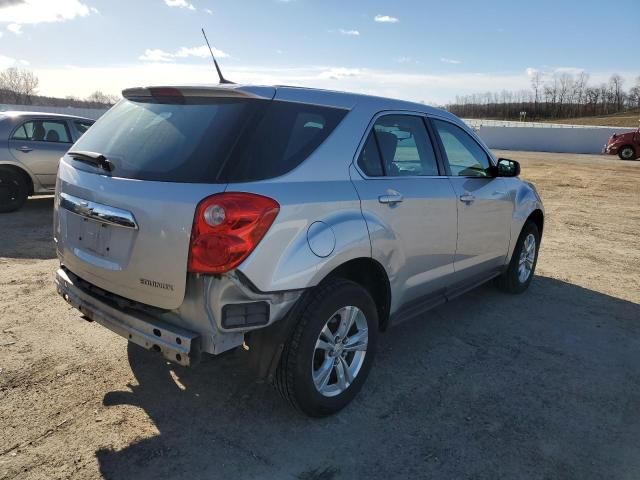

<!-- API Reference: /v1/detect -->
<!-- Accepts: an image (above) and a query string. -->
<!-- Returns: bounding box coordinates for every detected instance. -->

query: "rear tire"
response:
[275,279,378,417]
[618,146,637,160]
[496,221,540,294]
[0,167,29,213]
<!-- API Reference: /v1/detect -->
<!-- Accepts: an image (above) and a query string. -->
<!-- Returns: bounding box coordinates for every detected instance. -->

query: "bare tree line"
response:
[447,72,640,121]
[0,67,119,108]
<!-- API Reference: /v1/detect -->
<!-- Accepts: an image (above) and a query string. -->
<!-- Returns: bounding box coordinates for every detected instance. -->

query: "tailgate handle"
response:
[59,192,138,230]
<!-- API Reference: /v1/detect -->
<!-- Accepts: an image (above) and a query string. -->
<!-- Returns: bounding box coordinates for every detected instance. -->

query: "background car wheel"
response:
[496,220,540,294]
[275,278,378,417]
[0,167,29,213]
[618,146,636,160]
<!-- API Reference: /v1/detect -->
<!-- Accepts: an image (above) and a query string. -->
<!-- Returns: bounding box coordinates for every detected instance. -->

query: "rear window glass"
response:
[69,97,347,183]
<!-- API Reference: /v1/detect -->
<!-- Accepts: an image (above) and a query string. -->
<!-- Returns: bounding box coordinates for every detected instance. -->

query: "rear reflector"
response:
[222,302,270,329]
[188,192,279,274]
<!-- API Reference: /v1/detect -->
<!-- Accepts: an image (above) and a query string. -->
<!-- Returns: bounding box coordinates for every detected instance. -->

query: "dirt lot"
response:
[1,151,639,480]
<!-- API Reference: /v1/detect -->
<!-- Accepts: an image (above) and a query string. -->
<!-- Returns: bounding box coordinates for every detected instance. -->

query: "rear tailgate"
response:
[53,86,276,310]
[55,159,225,309]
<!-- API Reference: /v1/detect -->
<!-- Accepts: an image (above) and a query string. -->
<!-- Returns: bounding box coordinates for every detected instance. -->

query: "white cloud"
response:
[7,23,22,34]
[338,29,360,36]
[440,57,461,65]
[0,55,16,69]
[164,0,195,10]
[374,14,399,23]
[139,49,173,62]
[317,67,363,80]
[204,8,212,14]
[0,0,94,25]
[526,66,589,82]
[525,67,539,77]
[0,31,3,38]
[139,45,229,62]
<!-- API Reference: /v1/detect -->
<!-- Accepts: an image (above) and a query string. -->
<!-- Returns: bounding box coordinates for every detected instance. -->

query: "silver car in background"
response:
[54,85,544,416]
[0,111,94,212]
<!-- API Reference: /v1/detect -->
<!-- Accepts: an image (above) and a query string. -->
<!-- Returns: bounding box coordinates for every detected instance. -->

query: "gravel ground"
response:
[0,151,639,480]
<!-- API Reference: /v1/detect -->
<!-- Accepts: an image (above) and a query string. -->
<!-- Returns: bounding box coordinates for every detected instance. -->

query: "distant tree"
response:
[86,91,120,105]
[0,67,39,104]
[610,74,624,112]
[446,70,639,121]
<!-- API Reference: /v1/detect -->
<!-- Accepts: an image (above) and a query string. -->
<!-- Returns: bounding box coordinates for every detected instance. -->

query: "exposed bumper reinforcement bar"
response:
[55,268,201,367]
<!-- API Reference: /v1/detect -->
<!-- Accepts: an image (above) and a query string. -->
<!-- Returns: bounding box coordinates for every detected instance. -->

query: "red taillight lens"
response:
[188,193,280,274]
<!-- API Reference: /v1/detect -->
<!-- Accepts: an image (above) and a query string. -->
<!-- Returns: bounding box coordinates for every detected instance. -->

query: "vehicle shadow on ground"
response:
[0,196,55,260]
[96,276,640,480]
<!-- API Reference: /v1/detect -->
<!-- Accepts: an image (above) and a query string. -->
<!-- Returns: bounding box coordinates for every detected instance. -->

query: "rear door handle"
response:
[18,146,32,153]
[459,193,475,204]
[378,193,404,205]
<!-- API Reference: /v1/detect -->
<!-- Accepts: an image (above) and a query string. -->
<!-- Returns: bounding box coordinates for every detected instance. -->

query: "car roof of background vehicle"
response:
[0,111,94,121]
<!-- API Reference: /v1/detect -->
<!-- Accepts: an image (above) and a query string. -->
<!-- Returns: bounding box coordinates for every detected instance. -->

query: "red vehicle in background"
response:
[604,127,640,160]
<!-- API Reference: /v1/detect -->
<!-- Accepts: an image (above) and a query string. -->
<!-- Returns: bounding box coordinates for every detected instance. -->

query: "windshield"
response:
[70,97,347,183]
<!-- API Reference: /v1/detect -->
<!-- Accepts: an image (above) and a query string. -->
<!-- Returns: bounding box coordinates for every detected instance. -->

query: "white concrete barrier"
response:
[475,125,634,154]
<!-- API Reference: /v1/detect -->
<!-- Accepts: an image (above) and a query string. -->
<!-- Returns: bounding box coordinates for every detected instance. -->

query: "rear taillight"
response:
[188,193,280,274]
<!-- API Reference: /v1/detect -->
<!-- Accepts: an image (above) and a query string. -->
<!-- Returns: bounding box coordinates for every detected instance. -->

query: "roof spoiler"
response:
[121,85,276,100]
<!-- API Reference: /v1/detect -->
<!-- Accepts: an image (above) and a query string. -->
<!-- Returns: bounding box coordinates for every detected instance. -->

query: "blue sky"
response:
[0,0,638,104]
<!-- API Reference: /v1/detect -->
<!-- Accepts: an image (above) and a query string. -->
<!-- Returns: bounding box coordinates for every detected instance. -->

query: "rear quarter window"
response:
[220,101,347,182]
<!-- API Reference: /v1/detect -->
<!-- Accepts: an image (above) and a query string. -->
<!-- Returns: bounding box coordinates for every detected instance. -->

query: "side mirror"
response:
[496,158,520,177]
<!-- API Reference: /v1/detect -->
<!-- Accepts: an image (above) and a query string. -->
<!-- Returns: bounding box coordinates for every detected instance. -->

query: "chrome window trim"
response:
[59,192,139,230]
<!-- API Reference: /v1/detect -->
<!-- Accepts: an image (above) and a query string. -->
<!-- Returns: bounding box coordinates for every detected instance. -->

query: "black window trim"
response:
[10,117,74,144]
[353,110,447,180]
[426,115,497,178]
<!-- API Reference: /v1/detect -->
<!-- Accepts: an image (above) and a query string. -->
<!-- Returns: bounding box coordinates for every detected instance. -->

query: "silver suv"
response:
[54,85,543,416]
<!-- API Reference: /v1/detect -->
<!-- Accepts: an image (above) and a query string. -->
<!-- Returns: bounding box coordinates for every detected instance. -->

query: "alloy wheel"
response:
[518,233,536,283]
[312,306,368,397]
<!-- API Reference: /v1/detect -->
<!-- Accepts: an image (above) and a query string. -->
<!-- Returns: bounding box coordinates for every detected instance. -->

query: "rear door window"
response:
[357,114,439,177]
[70,98,347,183]
[12,120,72,143]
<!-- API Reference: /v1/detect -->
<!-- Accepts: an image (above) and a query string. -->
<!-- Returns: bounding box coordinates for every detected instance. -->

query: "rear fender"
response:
[241,207,372,291]
[235,182,372,292]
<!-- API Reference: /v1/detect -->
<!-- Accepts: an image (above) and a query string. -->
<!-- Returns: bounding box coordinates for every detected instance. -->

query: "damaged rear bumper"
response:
[55,267,201,367]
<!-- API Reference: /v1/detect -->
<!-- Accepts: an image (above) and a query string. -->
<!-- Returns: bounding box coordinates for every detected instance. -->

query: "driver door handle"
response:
[18,146,33,153]
[378,193,404,205]
[459,193,475,204]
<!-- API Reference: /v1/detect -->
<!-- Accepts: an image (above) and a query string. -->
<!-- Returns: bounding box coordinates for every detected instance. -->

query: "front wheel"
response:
[618,146,637,160]
[275,279,379,417]
[496,221,540,294]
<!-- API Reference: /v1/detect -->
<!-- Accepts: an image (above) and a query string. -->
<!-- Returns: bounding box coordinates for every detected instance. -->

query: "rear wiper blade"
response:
[68,150,114,172]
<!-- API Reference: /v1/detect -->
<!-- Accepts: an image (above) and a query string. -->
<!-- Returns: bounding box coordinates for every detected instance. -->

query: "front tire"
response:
[618,146,636,160]
[496,220,540,294]
[275,279,379,417]
[0,167,29,213]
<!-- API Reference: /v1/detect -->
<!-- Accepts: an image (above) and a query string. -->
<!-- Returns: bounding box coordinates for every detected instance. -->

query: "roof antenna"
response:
[201,28,234,84]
